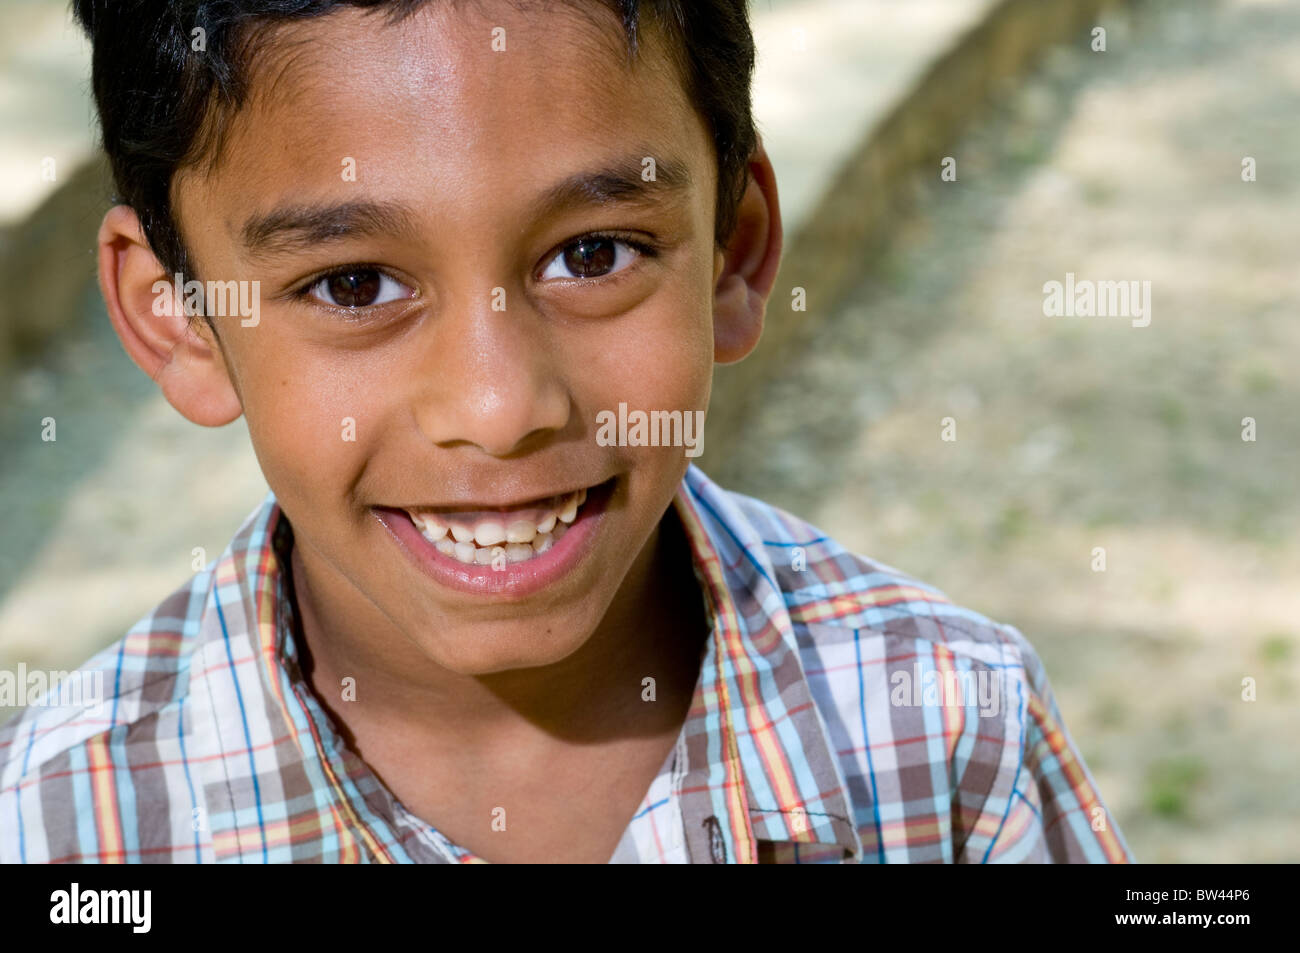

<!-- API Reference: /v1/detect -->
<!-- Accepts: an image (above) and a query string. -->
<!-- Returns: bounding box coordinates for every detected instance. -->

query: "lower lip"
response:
[372,479,614,599]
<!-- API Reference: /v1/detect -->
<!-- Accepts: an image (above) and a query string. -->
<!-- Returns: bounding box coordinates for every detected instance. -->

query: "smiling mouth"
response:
[401,485,596,566]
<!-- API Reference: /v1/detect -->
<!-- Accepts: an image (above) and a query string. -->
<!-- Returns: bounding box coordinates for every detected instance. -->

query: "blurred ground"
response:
[715,0,1300,862]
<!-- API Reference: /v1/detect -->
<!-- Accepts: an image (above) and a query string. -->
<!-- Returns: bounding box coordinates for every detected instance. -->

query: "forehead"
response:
[177,2,710,235]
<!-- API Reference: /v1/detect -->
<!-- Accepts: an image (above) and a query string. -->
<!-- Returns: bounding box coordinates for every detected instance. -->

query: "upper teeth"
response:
[408,487,588,564]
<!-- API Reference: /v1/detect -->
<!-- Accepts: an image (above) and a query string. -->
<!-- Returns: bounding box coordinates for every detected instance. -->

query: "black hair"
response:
[70,0,758,282]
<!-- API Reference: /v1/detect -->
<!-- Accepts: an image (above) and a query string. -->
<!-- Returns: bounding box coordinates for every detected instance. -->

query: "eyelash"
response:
[291,231,660,310]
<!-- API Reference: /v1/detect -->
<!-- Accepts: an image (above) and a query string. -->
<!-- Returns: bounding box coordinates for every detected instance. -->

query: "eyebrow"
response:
[239,200,419,259]
[237,153,694,260]
[535,153,693,218]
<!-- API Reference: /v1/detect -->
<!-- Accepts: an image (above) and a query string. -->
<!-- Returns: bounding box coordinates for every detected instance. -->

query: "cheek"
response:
[229,334,384,505]
[576,288,713,493]
[583,268,716,415]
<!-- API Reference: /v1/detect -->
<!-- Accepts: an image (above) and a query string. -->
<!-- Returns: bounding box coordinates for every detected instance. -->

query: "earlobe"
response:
[713,140,784,365]
[96,205,243,427]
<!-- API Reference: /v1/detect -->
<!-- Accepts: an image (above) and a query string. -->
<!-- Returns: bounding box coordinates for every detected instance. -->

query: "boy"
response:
[0,0,1132,863]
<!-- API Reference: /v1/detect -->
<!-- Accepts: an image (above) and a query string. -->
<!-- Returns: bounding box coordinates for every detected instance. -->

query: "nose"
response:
[412,285,571,457]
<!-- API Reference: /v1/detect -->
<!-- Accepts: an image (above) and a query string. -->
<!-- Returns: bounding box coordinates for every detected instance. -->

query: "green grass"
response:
[1145,755,1208,820]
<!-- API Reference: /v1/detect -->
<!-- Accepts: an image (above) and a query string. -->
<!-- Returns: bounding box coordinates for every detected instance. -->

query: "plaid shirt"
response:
[0,465,1132,863]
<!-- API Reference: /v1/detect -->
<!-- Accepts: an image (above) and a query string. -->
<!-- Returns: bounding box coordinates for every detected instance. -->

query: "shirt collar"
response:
[670,465,862,863]
[192,495,424,863]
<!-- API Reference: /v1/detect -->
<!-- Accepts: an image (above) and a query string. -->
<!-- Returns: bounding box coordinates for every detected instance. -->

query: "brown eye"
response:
[541,236,640,281]
[307,268,411,308]
[564,238,616,278]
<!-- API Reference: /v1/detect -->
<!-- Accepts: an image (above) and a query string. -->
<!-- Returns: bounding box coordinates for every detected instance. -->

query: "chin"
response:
[418,622,593,676]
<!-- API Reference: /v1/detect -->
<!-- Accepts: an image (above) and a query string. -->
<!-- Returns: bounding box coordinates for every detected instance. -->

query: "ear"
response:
[96,205,243,426]
[712,139,784,365]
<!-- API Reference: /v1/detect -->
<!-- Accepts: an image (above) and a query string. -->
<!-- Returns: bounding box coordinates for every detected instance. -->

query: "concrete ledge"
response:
[701,0,1134,469]
[0,155,109,370]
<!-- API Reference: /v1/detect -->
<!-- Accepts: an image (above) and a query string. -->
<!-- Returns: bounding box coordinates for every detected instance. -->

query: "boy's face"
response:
[166,2,743,674]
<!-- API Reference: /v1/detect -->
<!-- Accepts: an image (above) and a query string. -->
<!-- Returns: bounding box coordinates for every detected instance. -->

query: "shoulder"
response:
[0,490,282,795]
[693,476,1108,859]
[0,568,214,860]
[692,469,1043,680]
[687,469,1061,787]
